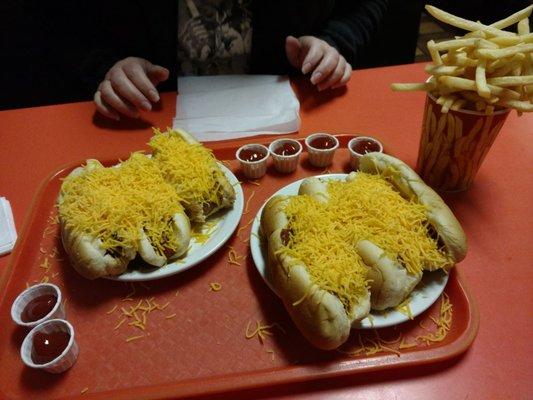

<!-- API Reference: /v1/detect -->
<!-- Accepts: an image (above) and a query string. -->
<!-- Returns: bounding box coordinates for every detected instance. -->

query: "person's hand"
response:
[94,57,169,120]
[285,35,352,91]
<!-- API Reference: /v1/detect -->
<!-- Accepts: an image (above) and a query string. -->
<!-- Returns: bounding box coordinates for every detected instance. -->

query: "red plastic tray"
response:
[0,135,479,400]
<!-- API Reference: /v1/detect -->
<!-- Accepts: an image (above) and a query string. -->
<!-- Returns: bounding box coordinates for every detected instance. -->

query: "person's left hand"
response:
[285,35,352,91]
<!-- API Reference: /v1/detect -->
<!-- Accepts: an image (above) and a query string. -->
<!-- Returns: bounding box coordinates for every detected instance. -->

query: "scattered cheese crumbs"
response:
[106,305,118,314]
[25,282,30,289]
[209,282,222,292]
[165,313,177,319]
[41,276,49,283]
[243,190,256,215]
[42,226,56,237]
[174,289,180,297]
[321,168,332,174]
[39,247,46,254]
[245,320,284,344]
[40,258,51,272]
[395,296,414,320]
[126,334,146,343]
[50,247,60,258]
[227,247,246,266]
[80,387,89,395]
[51,272,59,278]
[237,217,256,238]
[248,180,261,186]
[416,293,453,345]
[114,318,127,330]
[191,219,219,244]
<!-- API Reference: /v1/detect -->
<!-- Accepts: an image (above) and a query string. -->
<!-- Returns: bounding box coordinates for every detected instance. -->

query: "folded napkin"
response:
[0,197,17,256]
[173,75,300,142]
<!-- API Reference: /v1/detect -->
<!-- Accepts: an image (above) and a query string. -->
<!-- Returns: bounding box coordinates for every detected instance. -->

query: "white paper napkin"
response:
[0,197,17,256]
[173,75,300,142]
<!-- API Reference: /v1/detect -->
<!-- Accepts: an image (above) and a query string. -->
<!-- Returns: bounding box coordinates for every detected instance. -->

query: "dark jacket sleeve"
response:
[318,0,389,66]
[80,0,177,93]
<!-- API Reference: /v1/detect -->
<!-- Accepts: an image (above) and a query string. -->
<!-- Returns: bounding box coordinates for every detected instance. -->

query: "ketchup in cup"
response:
[21,294,58,323]
[238,148,267,162]
[274,142,299,156]
[309,135,336,150]
[351,138,382,155]
[31,329,71,364]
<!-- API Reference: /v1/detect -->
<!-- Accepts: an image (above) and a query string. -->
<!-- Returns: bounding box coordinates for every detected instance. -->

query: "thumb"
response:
[147,64,170,85]
[285,35,302,69]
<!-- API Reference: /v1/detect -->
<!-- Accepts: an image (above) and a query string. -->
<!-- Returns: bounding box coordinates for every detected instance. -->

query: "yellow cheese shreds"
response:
[281,195,370,312]
[327,173,453,275]
[149,129,226,213]
[58,152,185,254]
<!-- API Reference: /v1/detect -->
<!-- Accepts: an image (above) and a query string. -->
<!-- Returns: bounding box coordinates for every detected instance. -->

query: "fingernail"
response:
[310,72,322,84]
[302,62,312,74]
[141,101,152,111]
[149,90,160,102]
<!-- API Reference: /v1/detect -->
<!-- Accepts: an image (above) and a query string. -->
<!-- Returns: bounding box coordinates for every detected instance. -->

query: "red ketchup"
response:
[274,142,299,156]
[239,148,267,162]
[21,294,57,322]
[352,139,381,154]
[309,136,336,149]
[31,330,70,364]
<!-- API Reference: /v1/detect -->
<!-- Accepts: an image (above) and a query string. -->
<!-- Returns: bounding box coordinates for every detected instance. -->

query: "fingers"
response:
[318,57,352,91]
[285,35,302,69]
[108,67,152,111]
[310,47,340,85]
[98,79,139,119]
[300,39,326,75]
[94,91,120,121]
[146,64,169,85]
[332,62,352,90]
[124,62,161,102]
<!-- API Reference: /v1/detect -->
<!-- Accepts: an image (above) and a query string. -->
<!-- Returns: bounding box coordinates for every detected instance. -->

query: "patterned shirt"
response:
[178,0,253,75]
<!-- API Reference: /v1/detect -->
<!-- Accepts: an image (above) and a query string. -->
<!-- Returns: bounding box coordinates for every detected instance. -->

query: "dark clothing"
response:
[81,0,388,92]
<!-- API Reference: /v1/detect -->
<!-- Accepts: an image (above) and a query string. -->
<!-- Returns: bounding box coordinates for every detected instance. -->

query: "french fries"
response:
[392,5,533,115]
[397,5,533,191]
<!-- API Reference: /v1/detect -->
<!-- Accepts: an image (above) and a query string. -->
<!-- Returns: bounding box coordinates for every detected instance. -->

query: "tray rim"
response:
[0,138,479,400]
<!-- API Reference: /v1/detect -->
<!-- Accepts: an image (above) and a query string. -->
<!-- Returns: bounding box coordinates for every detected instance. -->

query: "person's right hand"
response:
[94,57,169,120]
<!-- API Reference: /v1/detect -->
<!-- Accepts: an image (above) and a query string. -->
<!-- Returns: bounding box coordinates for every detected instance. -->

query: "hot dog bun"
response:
[262,197,370,350]
[149,128,236,223]
[58,154,192,279]
[299,176,422,310]
[359,152,467,266]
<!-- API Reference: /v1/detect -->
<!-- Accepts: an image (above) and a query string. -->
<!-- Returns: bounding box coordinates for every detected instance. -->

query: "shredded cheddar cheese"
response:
[243,190,256,214]
[58,153,185,256]
[416,293,453,344]
[395,296,414,320]
[149,129,227,217]
[277,172,453,313]
[209,282,222,292]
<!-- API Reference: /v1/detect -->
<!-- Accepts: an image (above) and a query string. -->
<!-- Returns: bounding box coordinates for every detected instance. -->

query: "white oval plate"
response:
[250,174,448,329]
[109,164,244,281]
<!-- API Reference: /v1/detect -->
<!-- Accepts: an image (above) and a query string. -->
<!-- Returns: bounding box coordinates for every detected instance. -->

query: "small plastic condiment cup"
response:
[269,138,302,174]
[236,144,270,179]
[348,136,384,171]
[11,283,65,329]
[21,319,79,374]
[305,133,339,168]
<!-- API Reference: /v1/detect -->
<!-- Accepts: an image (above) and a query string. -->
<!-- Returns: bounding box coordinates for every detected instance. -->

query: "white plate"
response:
[110,164,244,282]
[250,174,449,329]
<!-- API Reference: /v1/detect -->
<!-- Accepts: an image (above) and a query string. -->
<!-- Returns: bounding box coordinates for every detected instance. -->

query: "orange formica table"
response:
[1,63,532,399]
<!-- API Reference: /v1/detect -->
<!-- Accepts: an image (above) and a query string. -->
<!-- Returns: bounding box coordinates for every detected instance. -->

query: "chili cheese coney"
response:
[260,153,467,349]
[261,195,372,350]
[58,153,191,279]
[149,128,236,223]
[298,177,423,311]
